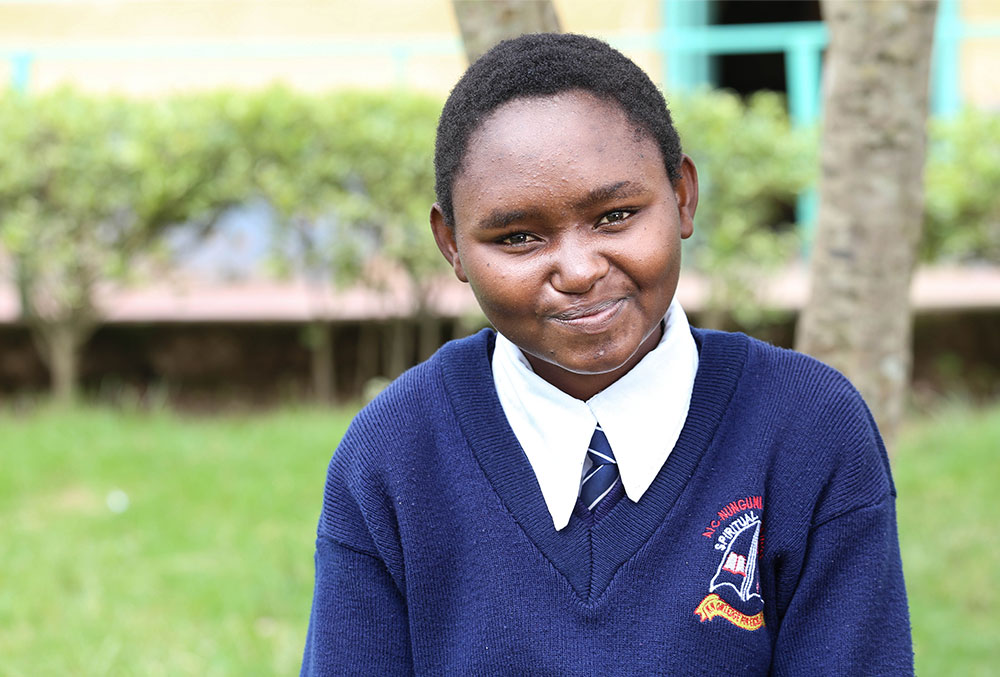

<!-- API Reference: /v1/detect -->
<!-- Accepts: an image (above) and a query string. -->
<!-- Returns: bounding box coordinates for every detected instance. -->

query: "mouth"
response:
[550,298,626,332]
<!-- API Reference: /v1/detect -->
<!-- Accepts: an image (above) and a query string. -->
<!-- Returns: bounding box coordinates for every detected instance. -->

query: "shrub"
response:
[923,109,1000,263]
[671,90,815,324]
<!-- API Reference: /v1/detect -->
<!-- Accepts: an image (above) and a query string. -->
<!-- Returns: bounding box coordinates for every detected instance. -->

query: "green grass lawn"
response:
[894,404,1000,677]
[0,406,352,676]
[1,402,997,675]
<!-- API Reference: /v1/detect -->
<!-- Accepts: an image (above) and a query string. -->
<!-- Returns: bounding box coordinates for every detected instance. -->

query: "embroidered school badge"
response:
[695,496,765,631]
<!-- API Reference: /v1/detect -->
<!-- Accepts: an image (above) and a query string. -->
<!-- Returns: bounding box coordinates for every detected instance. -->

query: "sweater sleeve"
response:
[770,496,913,676]
[301,404,414,677]
[300,536,414,677]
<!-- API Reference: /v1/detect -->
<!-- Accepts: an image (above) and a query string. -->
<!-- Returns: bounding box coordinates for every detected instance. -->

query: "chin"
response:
[554,345,643,376]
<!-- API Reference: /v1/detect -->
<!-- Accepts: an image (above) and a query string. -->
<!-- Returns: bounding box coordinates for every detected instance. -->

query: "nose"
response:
[549,236,610,294]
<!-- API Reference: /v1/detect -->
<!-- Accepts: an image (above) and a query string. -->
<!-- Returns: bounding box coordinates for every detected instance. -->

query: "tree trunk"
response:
[308,321,335,404]
[417,312,441,362]
[795,0,937,446]
[43,323,82,405]
[355,321,381,393]
[451,0,561,64]
[385,319,411,379]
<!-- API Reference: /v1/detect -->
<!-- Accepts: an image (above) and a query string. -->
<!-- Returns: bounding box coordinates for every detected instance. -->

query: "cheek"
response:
[464,257,532,314]
[615,231,681,286]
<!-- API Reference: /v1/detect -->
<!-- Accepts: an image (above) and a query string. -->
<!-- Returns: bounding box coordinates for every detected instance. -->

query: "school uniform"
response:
[301,303,913,676]
[492,300,699,531]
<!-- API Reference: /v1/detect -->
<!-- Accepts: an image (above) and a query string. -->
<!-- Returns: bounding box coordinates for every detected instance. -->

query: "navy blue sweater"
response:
[302,329,912,675]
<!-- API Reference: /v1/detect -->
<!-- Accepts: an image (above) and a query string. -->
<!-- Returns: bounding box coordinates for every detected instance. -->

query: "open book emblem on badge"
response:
[711,517,762,603]
[695,510,765,631]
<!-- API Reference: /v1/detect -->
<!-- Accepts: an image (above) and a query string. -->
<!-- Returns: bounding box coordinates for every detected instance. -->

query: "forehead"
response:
[462,90,647,169]
[452,91,668,218]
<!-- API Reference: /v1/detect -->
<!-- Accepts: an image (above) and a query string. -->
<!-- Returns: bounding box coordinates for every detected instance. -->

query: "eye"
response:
[597,209,635,226]
[497,232,537,246]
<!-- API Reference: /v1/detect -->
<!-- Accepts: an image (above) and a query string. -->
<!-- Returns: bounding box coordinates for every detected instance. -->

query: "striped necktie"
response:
[580,425,619,511]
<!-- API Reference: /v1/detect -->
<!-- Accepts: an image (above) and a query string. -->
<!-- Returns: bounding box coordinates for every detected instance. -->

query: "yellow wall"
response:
[961,0,1000,108]
[1,0,996,109]
[0,0,662,95]
[0,1,463,94]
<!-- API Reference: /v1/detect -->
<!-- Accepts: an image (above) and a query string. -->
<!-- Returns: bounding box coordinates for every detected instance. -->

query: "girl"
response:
[301,33,912,676]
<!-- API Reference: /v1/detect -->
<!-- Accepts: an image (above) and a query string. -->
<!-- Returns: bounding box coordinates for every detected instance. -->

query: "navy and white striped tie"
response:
[580,425,619,510]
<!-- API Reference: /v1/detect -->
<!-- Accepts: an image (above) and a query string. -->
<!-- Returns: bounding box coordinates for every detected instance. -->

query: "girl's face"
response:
[431,90,698,400]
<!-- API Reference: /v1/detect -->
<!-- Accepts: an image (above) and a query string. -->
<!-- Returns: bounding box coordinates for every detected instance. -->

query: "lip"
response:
[550,298,626,332]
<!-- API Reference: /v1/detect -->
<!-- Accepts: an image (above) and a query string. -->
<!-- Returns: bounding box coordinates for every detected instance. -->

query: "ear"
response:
[430,203,468,283]
[674,154,699,240]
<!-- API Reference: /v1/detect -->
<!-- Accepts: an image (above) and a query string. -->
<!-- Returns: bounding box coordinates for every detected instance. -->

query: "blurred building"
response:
[2,0,999,119]
[1,0,998,402]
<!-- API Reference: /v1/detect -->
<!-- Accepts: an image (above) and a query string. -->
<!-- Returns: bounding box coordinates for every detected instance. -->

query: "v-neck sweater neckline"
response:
[439,327,749,604]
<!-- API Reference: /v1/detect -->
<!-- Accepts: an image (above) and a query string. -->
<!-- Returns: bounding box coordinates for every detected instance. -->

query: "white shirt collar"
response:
[492,299,699,530]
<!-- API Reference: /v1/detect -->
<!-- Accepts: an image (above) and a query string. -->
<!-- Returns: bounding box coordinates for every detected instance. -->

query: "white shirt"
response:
[491,299,699,530]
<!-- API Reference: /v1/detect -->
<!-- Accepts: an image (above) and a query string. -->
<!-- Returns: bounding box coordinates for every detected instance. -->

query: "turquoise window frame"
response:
[659,0,993,124]
[656,0,1000,243]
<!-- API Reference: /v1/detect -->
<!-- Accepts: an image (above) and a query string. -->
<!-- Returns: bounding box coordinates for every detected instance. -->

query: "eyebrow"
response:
[477,208,541,231]
[571,181,646,211]
[475,181,647,231]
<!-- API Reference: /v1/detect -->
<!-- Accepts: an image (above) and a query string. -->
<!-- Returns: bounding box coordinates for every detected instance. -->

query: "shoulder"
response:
[697,328,875,428]
[334,328,493,475]
[315,329,494,559]
[693,328,872,428]
[324,329,493,494]
[695,329,894,523]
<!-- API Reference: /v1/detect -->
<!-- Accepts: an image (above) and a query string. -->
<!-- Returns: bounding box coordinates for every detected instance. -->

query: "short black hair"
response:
[434,32,683,227]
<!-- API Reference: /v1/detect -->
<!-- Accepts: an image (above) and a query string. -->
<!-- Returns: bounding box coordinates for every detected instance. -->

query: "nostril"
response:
[551,253,610,294]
